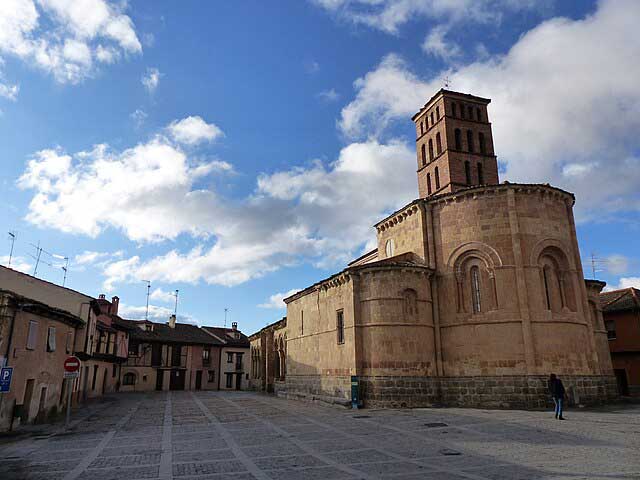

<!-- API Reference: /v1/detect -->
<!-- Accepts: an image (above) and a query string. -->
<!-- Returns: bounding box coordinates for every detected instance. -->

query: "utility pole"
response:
[142,280,151,321]
[7,231,15,267]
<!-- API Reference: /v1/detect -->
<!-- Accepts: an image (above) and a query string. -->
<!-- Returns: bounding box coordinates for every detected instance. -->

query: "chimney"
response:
[111,296,119,315]
[99,294,106,299]
[232,321,237,331]
[169,314,176,329]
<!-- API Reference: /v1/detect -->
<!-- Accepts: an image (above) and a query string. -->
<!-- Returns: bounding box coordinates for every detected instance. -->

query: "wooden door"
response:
[195,370,202,390]
[169,369,185,390]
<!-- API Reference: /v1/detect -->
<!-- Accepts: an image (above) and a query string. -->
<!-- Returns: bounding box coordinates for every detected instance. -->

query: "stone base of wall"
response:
[279,374,618,409]
[278,375,351,408]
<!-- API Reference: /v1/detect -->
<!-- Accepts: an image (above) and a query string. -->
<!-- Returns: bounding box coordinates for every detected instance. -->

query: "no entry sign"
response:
[64,356,81,373]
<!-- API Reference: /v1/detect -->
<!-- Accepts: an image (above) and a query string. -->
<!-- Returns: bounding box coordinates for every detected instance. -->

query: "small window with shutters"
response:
[47,326,56,352]
[26,320,38,350]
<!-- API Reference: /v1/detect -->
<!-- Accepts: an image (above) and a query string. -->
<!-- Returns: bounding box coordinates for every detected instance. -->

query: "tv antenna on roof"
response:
[52,254,69,287]
[224,307,228,328]
[7,231,16,267]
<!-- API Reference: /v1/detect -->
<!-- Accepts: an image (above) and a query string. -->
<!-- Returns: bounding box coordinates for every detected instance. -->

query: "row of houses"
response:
[0,265,249,432]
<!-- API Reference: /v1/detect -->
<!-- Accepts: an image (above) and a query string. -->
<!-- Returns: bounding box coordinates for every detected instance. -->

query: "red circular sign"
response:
[64,356,81,373]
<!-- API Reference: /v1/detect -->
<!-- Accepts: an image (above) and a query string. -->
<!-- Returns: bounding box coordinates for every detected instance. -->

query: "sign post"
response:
[63,356,80,428]
[0,367,13,393]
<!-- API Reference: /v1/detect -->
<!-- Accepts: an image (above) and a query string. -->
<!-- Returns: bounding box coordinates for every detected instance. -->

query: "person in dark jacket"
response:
[548,373,565,420]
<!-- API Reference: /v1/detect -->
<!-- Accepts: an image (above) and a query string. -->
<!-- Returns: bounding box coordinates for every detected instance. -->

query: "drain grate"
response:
[352,415,371,419]
[439,448,461,456]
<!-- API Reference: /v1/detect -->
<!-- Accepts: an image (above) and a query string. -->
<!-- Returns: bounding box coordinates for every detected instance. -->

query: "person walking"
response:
[548,373,566,420]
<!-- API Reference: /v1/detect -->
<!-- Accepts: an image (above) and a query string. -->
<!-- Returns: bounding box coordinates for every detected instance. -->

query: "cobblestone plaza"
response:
[0,391,638,480]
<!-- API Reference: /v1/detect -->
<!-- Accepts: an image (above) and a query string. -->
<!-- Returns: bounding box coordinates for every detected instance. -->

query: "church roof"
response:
[412,88,491,121]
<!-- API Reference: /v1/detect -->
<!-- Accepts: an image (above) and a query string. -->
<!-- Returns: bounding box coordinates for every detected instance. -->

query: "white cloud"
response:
[1,255,32,273]
[258,289,301,309]
[73,250,123,266]
[141,67,161,93]
[304,60,320,74]
[422,25,461,62]
[0,0,141,84]
[313,0,545,35]
[149,287,177,304]
[130,108,147,127]
[338,0,640,220]
[0,82,19,101]
[168,116,224,145]
[317,88,340,102]
[604,277,640,292]
[605,254,630,276]
[118,303,197,325]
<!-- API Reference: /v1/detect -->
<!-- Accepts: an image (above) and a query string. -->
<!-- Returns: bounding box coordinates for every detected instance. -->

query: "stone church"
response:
[249,89,616,408]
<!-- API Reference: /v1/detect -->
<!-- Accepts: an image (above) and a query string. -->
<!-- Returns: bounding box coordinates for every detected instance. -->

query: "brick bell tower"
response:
[413,89,499,198]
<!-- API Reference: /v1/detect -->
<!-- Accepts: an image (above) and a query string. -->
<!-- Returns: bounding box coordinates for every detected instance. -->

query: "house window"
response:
[427,173,432,195]
[476,107,482,121]
[467,130,474,153]
[477,163,484,184]
[471,266,482,313]
[605,320,616,340]
[465,161,472,185]
[479,132,486,154]
[455,128,462,150]
[227,352,233,363]
[461,104,465,119]
[226,373,233,388]
[436,132,442,155]
[385,238,395,257]
[208,370,215,382]
[435,167,440,190]
[46,326,56,352]
[66,330,73,354]
[203,347,211,366]
[436,106,440,120]
[128,340,139,356]
[112,364,117,378]
[123,372,136,385]
[26,320,38,350]
[468,105,473,119]
[452,102,457,117]
[430,112,434,125]
[336,310,345,345]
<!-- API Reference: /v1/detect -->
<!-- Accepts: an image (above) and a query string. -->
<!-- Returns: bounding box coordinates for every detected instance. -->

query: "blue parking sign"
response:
[0,367,13,393]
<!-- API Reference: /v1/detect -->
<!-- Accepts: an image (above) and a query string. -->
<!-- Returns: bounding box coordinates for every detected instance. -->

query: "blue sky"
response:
[1,0,639,334]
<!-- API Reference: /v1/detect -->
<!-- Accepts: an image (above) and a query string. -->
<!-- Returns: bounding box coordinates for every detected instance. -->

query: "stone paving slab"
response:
[0,391,638,480]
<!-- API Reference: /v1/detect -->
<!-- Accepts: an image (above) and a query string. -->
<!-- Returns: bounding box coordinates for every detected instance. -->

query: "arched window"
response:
[430,112,434,125]
[435,167,440,190]
[477,162,484,184]
[451,102,457,117]
[471,266,481,313]
[385,238,395,257]
[479,132,486,154]
[421,144,426,166]
[468,105,473,119]
[402,289,418,318]
[428,138,434,161]
[436,132,442,155]
[476,107,481,121]
[123,372,136,386]
[427,173,432,195]
[436,106,440,120]
[467,130,474,153]
[465,161,472,185]
[455,128,462,150]
[460,104,465,119]
[542,266,553,310]
[420,122,424,135]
